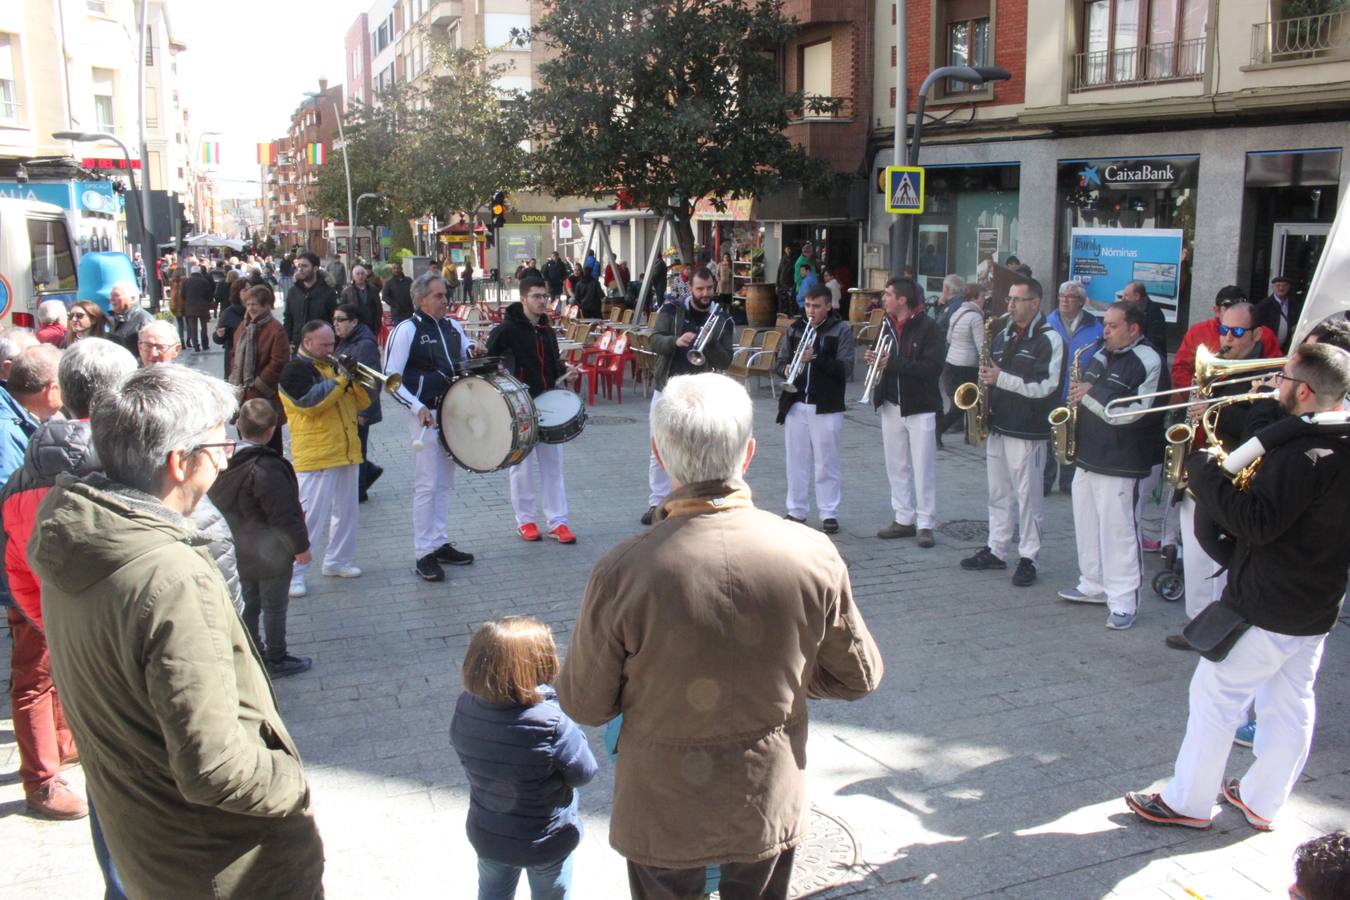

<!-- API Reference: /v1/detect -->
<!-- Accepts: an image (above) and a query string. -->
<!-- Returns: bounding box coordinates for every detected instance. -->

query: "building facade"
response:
[266,79,345,257]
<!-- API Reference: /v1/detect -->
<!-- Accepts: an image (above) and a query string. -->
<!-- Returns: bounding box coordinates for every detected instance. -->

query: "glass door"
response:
[1270,223,1330,303]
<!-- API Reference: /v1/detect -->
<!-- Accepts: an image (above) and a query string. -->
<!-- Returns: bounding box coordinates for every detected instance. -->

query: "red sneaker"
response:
[517,523,542,541]
[547,524,577,544]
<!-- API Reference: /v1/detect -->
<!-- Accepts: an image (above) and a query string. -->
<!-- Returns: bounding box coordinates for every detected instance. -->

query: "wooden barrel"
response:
[743,282,777,328]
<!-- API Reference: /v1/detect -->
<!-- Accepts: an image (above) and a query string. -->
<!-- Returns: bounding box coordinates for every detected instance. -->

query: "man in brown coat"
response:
[556,373,883,899]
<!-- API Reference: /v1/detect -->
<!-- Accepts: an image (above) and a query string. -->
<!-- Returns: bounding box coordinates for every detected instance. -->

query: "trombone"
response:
[1101,345,1286,421]
[333,353,403,395]
[781,319,818,393]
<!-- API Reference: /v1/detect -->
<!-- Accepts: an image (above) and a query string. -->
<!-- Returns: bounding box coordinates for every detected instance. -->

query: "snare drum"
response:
[534,389,587,444]
[437,372,537,472]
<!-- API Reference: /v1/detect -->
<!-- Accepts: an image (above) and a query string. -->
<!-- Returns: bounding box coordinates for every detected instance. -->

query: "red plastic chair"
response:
[594,333,631,404]
[573,329,614,403]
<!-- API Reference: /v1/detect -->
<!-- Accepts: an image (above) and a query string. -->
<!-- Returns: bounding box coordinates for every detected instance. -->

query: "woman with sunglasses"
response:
[61,301,109,348]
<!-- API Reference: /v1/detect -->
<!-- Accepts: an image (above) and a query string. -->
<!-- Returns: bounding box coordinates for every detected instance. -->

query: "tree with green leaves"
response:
[521,0,836,263]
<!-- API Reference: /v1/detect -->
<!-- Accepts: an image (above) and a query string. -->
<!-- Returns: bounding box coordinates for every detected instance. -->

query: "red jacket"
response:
[36,323,65,346]
[1,418,100,628]
[1171,319,1280,389]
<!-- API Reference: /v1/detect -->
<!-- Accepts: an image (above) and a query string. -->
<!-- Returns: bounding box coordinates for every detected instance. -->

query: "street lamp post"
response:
[355,192,382,262]
[54,130,155,300]
[889,65,1011,279]
[304,90,354,264]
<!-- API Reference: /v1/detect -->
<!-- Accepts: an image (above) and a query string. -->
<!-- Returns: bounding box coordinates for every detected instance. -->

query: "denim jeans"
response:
[89,798,129,900]
[477,852,573,900]
[241,574,292,662]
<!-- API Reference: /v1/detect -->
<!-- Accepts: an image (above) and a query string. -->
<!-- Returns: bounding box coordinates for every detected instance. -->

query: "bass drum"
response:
[534,389,587,444]
[437,372,537,473]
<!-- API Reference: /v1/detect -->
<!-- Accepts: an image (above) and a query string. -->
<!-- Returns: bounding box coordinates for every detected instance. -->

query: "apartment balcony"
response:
[1251,11,1349,66]
[785,96,863,173]
[427,0,462,27]
[1071,37,1206,92]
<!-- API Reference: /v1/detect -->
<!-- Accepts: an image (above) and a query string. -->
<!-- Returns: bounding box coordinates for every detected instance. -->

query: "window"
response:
[940,0,991,94]
[800,40,832,102]
[1080,0,1206,87]
[485,13,531,48]
[376,22,390,53]
[144,27,154,65]
[145,86,158,128]
[28,218,77,295]
[0,34,17,123]
[86,0,111,14]
[92,67,115,131]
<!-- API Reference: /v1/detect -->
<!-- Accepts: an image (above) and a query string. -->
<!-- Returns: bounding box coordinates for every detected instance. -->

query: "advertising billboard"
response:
[1068,227,1185,322]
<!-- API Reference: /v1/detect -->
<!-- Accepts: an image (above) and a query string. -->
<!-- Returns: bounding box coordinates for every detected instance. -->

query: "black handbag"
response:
[1182,601,1251,662]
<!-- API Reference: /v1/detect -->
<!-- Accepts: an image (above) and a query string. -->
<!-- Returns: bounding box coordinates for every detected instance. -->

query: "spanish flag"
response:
[201,142,220,165]
[306,143,326,165]
[257,143,276,166]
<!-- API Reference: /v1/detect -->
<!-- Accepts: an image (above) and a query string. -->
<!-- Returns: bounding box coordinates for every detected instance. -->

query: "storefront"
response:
[692,198,765,293]
[1239,147,1341,305]
[917,163,1021,296]
[1055,154,1198,326]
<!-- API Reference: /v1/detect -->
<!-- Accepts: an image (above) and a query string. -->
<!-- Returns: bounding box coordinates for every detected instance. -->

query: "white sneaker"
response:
[1057,587,1107,604]
[321,564,363,578]
[288,576,308,598]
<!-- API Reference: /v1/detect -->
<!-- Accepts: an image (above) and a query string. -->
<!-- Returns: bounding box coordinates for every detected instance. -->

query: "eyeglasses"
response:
[140,341,179,352]
[190,440,237,462]
[332,316,351,323]
[1272,371,1313,392]
[1217,325,1250,337]
[69,311,89,320]
[525,292,550,302]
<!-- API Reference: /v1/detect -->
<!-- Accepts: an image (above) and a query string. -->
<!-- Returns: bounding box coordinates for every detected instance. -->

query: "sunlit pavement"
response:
[2,344,1345,899]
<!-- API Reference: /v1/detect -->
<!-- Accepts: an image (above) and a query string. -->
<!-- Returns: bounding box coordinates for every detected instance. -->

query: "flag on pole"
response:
[257,143,276,166]
[306,143,326,165]
[201,142,220,165]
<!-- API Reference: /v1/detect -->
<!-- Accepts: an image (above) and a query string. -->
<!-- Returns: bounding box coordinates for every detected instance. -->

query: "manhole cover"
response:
[938,518,989,543]
[711,806,860,899]
[588,415,639,426]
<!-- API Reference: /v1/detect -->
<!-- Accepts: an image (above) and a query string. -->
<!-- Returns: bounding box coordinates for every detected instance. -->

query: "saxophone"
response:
[1048,340,1100,466]
[953,315,1000,448]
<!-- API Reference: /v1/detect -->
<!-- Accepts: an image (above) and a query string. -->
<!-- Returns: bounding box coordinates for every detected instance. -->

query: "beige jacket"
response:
[556,479,883,868]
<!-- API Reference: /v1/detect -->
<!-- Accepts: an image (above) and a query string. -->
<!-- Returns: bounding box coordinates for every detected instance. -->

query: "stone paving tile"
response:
[0,346,1345,898]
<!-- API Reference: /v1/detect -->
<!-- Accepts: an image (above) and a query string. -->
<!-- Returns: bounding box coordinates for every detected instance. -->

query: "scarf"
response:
[230,310,273,395]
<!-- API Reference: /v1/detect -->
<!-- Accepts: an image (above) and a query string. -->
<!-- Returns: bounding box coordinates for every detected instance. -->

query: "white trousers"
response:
[879,405,936,529]
[510,443,568,529]
[294,464,359,574]
[986,433,1046,562]
[647,390,673,508]
[1161,627,1326,823]
[784,402,843,520]
[409,411,457,558]
[1071,468,1141,615]
[1136,463,1163,544]
[1180,493,1228,620]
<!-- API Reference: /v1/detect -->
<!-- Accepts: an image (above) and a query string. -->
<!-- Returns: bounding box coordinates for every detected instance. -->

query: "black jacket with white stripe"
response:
[1074,336,1162,478]
[988,312,1065,441]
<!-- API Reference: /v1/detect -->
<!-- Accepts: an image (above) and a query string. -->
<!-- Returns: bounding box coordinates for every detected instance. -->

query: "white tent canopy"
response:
[184,233,247,252]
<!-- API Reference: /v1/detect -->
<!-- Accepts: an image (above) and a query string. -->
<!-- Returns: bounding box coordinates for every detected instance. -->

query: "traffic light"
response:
[490,191,507,228]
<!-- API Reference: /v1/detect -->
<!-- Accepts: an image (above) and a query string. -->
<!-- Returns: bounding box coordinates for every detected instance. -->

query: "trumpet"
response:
[687,302,727,367]
[333,353,403,395]
[781,319,818,393]
[858,326,894,404]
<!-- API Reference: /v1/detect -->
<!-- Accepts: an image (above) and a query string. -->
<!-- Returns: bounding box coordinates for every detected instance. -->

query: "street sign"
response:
[885,166,925,215]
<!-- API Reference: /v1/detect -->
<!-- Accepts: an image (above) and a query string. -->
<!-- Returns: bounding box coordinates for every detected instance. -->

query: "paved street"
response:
[2,345,1347,899]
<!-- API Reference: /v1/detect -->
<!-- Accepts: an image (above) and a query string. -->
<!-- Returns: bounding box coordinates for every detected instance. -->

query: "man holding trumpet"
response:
[868,277,944,547]
[960,278,1065,586]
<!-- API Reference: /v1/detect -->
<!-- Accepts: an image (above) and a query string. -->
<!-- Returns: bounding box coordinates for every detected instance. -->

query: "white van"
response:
[0,199,81,330]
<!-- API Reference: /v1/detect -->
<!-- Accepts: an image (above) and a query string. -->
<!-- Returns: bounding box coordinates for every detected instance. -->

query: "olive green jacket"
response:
[33,474,323,899]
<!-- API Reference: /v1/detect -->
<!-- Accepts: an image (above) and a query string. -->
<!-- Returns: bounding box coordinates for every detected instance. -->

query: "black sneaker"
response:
[783,513,806,524]
[640,506,656,526]
[822,518,839,534]
[960,547,1007,570]
[434,543,474,566]
[267,655,312,678]
[358,489,370,504]
[365,465,384,491]
[1011,557,1037,587]
[415,553,445,581]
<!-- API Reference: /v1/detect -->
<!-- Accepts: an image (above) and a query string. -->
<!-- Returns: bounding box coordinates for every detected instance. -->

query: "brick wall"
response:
[887,0,1026,110]
[781,0,874,173]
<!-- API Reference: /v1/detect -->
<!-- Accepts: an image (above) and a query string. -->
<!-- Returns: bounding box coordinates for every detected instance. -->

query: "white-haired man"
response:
[107,281,155,353]
[34,364,324,897]
[137,320,182,367]
[36,300,67,347]
[0,329,39,385]
[557,373,883,899]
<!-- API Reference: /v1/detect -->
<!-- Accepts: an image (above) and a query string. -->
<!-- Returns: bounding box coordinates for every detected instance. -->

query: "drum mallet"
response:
[411,425,428,451]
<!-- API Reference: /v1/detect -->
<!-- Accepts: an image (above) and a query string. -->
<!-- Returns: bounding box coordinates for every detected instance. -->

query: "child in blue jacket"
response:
[451,616,598,899]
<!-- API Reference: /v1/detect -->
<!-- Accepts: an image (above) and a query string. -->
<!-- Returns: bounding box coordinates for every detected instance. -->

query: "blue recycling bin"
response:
[77,251,137,312]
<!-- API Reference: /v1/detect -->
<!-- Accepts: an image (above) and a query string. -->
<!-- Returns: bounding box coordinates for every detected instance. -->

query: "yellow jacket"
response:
[278,351,371,472]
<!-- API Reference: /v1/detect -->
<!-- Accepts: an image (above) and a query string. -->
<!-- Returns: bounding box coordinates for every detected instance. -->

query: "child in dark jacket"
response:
[207,399,313,678]
[450,617,598,900]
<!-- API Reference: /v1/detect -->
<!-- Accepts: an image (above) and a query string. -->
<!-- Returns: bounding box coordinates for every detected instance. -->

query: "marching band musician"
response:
[960,278,1065,587]
[1044,281,1103,494]
[776,285,854,534]
[1127,342,1350,833]
[486,275,580,545]
[869,277,944,548]
[1057,301,1162,630]
[1166,301,1275,652]
[384,272,480,583]
[640,266,735,526]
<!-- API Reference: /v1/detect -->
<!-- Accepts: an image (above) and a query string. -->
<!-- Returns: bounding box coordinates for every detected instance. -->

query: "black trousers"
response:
[627,847,795,900]
[938,362,977,433]
[241,574,291,661]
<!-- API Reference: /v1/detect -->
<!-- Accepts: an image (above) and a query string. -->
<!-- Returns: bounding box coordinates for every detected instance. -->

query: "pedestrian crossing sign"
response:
[885,166,925,215]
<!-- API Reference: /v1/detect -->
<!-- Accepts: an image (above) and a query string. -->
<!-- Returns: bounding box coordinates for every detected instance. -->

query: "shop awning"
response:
[691,197,754,222]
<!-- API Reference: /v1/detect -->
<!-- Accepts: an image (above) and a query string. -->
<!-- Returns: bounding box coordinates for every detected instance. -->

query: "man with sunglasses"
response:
[1127,341,1350,833]
[1171,286,1280,392]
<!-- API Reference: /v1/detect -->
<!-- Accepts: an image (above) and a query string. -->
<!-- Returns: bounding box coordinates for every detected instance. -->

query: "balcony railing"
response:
[1072,37,1206,92]
[788,95,854,121]
[1251,11,1349,65]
